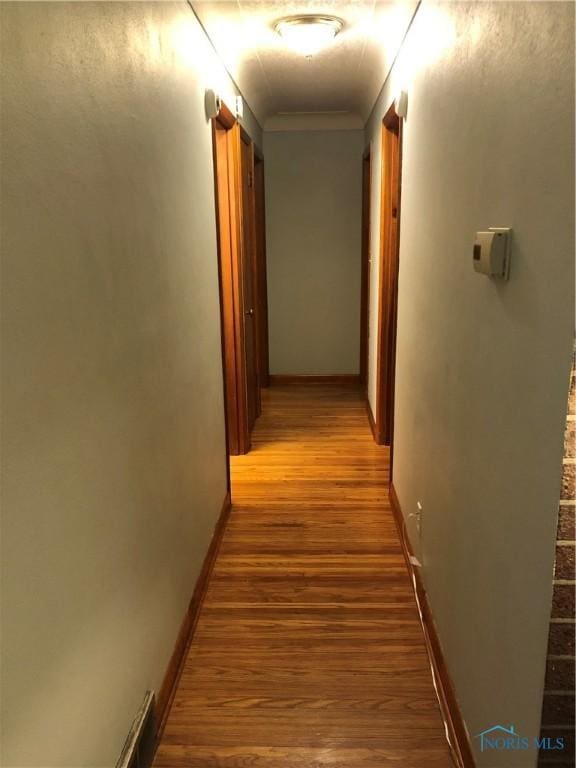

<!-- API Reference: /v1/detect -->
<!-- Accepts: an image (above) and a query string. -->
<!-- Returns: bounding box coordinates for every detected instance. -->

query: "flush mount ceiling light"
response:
[274,15,343,56]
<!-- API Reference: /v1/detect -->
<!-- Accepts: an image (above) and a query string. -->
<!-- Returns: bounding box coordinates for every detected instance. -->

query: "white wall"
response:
[264,130,364,375]
[0,3,261,765]
[365,2,574,765]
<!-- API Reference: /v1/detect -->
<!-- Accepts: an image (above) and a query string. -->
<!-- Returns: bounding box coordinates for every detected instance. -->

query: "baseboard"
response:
[389,484,475,768]
[269,374,360,385]
[154,491,232,743]
[365,399,387,445]
[365,400,378,441]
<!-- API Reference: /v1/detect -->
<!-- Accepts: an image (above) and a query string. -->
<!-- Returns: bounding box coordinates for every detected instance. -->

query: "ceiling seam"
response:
[186,0,265,132]
[362,0,422,128]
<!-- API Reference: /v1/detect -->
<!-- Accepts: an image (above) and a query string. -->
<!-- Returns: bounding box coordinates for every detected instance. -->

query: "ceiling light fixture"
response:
[274,15,343,57]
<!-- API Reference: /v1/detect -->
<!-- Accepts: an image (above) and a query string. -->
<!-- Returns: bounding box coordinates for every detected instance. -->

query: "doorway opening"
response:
[211,103,268,458]
[373,102,403,465]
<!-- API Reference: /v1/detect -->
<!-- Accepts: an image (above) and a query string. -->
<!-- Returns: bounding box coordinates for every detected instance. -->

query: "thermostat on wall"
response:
[473,227,512,280]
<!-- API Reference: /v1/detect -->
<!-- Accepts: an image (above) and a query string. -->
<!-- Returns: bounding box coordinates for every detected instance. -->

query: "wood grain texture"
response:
[154,385,455,767]
[389,485,475,768]
[155,493,232,742]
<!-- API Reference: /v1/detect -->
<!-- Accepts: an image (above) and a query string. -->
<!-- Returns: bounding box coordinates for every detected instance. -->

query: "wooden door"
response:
[212,105,252,455]
[239,130,260,430]
[360,147,372,393]
[254,151,270,388]
[375,103,403,452]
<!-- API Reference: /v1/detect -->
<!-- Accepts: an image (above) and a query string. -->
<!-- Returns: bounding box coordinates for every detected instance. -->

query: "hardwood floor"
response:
[154,383,454,767]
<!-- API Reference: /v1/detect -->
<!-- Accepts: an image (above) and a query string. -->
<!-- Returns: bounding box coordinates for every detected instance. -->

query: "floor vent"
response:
[116,690,156,768]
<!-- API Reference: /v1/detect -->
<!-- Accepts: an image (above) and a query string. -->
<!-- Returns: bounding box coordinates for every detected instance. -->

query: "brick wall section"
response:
[538,347,576,768]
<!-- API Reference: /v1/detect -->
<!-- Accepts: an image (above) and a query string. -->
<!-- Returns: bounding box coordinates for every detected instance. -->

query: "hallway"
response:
[2,3,574,763]
[154,383,454,767]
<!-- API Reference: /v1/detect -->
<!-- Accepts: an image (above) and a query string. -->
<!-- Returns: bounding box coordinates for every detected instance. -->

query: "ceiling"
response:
[191,0,419,129]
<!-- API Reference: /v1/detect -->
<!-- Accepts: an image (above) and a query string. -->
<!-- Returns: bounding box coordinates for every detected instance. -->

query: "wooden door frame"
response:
[360,144,372,393]
[253,147,270,388]
[239,126,261,421]
[212,103,251,456]
[374,102,403,465]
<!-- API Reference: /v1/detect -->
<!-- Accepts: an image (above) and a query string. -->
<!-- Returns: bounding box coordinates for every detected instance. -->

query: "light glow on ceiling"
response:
[393,5,456,89]
[274,15,343,56]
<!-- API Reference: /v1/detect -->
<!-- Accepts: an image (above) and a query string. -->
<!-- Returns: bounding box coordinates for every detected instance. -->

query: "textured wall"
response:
[0,2,260,764]
[365,2,574,766]
[264,129,364,375]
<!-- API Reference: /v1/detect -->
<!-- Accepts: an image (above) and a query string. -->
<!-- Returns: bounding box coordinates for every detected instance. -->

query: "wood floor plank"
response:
[153,384,454,767]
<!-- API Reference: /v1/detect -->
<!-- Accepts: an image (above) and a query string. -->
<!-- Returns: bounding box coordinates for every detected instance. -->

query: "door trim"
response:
[212,110,251,455]
[239,127,261,422]
[374,102,403,470]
